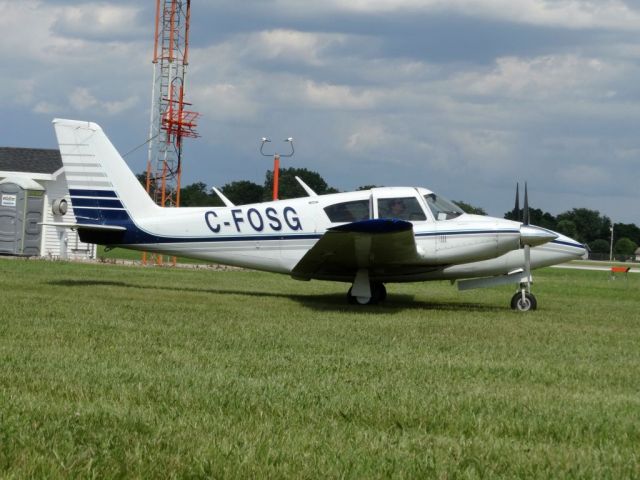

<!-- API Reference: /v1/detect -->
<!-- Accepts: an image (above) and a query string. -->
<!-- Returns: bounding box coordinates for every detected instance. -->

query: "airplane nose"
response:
[520,225,558,247]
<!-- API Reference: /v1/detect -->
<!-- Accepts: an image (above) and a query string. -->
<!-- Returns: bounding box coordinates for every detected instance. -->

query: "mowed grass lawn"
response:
[1,258,639,478]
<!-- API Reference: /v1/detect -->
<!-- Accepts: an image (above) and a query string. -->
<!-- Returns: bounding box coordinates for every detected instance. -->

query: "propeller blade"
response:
[523,182,529,226]
[514,183,520,221]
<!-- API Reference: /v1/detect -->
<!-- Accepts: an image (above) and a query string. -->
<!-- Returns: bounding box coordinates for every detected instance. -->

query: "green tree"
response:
[613,223,640,246]
[614,237,637,256]
[556,208,610,244]
[136,172,156,199]
[555,219,577,240]
[357,185,381,191]
[589,239,610,254]
[453,200,487,216]
[221,180,264,205]
[504,207,557,230]
[180,182,220,207]
[263,167,338,200]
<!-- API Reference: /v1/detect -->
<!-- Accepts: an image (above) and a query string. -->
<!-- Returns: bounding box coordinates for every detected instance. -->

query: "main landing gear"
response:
[510,283,537,311]
[347,269,387,305]
[347,282,386,305]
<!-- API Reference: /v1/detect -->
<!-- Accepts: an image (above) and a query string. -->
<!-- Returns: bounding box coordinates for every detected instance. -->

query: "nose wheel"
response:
[510,288,537,311]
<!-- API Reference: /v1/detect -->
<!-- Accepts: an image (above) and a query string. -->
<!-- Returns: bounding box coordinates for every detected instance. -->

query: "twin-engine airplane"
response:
[51,119,586,310]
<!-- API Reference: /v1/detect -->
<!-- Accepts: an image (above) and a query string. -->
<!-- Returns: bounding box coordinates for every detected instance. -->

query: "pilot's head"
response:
[390,199,405,215]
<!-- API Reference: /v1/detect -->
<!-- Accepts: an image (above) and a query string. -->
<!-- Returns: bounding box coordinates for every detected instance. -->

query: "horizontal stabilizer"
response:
[40,222,127,245]
[39,222,126,231]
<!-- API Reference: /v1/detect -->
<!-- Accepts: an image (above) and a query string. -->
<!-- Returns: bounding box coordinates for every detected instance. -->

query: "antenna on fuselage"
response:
[211,186,235,207]
[295,176,318,197]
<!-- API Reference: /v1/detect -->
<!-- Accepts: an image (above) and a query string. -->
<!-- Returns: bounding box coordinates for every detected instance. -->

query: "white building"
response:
[0,147,95,260]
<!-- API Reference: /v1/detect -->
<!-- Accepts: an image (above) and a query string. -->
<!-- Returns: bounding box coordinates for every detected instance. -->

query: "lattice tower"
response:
[144,0,199,265]
[146,0,198,209]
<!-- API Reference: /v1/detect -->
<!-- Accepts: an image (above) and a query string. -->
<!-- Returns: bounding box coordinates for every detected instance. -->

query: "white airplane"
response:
[51,119,586,311]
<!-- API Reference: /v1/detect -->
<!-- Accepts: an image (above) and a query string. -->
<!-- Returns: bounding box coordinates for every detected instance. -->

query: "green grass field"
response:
[1,258,639,478]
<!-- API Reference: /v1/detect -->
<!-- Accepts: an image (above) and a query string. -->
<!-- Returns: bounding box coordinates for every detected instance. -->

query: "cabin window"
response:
[423,194,464,220]
[377,197,426,221]
[324,200,370,223]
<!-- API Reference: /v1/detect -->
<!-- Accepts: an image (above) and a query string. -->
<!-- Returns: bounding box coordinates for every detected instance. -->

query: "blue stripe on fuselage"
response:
[550,239,585,249]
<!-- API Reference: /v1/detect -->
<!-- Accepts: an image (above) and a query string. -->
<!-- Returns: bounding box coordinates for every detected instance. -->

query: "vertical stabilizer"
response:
[53,119,158,224]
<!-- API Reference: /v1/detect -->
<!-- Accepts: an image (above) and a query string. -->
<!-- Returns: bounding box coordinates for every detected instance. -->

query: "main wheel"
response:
[510,291,537,311]
[347,287,375,305]
[347,284,386,305]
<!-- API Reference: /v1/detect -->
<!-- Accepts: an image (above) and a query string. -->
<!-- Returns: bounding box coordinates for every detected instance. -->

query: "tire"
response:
[347,287,377,305]
[510,292,537,311]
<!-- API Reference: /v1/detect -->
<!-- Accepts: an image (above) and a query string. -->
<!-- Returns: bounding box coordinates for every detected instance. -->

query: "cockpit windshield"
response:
[423,194,464,221]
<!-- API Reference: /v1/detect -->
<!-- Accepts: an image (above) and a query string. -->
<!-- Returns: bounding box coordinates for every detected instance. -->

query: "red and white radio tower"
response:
[145,0,199,264]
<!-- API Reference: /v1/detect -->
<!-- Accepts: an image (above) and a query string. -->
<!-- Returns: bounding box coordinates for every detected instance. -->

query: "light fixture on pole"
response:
[260,137,294,201]
[609,224,614,262]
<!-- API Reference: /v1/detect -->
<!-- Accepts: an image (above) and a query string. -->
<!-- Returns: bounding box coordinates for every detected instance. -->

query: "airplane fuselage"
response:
[73,186,583,282]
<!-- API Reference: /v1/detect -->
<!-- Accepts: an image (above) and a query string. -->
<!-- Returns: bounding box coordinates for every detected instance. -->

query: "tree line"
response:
[140,168,639,257]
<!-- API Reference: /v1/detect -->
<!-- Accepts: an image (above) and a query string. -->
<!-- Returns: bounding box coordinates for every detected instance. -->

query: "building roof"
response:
[0,147,62,174]
[0,177,45,191]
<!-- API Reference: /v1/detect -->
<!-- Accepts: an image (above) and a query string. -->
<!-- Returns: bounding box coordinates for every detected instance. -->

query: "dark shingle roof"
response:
[0,147,62,174]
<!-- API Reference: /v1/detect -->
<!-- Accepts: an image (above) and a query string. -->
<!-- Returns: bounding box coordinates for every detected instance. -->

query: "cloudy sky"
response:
[1,0,639,223]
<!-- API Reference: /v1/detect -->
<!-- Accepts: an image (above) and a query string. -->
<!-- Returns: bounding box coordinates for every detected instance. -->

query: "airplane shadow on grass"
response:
[49,279,502,314]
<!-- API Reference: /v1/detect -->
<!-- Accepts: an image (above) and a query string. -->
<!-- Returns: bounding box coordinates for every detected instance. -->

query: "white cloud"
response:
[273,0,640,30]
[452,54,616,100]
[346,123,395,152]
[54,3,143,38]
[251,29,347,66]
[557,164,612,188]
[304,81,379,109]
[191,83,259,121]
[69,87,138,115]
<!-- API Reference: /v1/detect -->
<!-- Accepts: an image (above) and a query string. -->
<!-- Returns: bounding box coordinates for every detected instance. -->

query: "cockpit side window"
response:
[423,194,464,221]
[324,199,370,223]
[377,197,427,221]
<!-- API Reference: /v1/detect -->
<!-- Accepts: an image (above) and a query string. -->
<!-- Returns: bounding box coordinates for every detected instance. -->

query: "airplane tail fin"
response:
[53,119,159,232]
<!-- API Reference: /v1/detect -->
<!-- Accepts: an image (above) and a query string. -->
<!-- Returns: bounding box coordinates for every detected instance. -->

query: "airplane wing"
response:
[291,219,422,280]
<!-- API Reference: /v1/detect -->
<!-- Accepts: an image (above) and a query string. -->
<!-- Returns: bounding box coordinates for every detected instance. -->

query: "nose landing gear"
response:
[510,285,537,311]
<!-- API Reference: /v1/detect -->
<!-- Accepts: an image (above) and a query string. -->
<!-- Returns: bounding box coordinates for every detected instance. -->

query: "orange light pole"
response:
[272,154,280,201]
[260,137,294,201]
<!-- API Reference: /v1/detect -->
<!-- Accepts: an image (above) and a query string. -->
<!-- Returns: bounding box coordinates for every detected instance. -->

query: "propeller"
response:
[508,181,533,297]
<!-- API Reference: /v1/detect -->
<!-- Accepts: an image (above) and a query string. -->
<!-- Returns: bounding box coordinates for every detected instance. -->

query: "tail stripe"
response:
[73,208,130,223]
[69,189,118,198]
[70,198,124,209]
